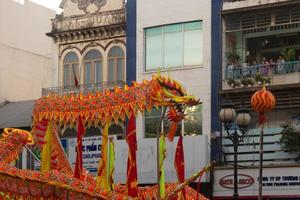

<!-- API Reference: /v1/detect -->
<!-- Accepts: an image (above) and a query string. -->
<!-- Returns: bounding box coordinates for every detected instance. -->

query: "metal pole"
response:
[233,129,239,200]
[157,107,167,200]
[258,123,264,200]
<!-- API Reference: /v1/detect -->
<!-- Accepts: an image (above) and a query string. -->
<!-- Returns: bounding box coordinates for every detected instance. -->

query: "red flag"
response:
[174,135,186,199]
[126,115,138,197]
[74,116,85,180]
[72,65,79,88]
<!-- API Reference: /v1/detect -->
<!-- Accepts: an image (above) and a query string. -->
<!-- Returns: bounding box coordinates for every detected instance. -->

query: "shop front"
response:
[213,166,300,200]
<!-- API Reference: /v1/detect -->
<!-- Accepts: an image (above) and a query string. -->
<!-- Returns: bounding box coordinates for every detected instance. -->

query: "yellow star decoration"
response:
[130,180,138,189]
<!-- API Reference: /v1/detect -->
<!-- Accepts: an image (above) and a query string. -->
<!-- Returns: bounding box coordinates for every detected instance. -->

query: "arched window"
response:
[108,46,125,82]
[63,52,79,87]
[109,123,125,139]
[83,50,103,84]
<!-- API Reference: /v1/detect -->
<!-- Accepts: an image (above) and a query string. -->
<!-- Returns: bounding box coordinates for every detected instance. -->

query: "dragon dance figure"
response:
[0,74,211,200]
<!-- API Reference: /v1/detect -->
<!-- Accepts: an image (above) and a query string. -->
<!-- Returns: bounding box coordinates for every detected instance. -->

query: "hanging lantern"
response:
[251,85,275,124]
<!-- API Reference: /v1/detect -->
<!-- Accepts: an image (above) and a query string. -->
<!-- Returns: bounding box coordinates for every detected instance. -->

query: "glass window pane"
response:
[71,64,78,86]
[184,29,203,66]
[145,27,163,71]
[117,58,124,81]
[108,46,124,57]
[108,59,115,82]
[145,117,160,138]
[84,50,102,60]
[95,61,103,83]
[145,107,162,117]
[184,105,202,135]
[85,62,92,84]
[64,64,69,86]
[184,21,202,31]
[164,24,182,33]
[63,52,78,62]
[164,24,183,68]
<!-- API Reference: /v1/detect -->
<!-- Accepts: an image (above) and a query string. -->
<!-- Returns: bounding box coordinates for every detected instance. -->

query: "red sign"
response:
[219,174,254,189]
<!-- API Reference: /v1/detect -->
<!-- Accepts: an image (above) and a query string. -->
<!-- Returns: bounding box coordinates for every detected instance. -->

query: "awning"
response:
[0,100,35,129]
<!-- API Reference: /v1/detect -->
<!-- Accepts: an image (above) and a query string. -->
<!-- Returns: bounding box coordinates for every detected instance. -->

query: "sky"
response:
[30,0,62,12]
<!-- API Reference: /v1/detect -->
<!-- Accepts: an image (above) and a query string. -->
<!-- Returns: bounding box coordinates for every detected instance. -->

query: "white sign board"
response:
[67,136,104,175]
[214,167,300,198]
[114,135,209,184]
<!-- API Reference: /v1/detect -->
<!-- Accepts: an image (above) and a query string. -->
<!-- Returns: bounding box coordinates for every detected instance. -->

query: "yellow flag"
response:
[41,122,52,172]
[108,138,115,191]
[159,134,166,198]
[96,122,109,190]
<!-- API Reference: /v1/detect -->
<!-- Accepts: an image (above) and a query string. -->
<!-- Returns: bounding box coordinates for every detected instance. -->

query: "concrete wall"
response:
[0,0,56,101]
[136,0,212,138]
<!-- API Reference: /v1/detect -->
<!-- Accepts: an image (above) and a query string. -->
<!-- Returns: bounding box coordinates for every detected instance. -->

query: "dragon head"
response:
[150,73,200,141]
[2,128,34,146]
[150,73,200,107]
[0,128,34,164]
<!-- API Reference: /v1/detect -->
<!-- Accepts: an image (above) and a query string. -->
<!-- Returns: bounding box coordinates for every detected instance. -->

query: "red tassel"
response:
[259,112,266,124]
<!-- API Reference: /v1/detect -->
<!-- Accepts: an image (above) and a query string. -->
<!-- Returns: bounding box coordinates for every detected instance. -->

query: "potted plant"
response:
[226,51,240,67]
[255,73,264,85]
[247,78,255,87]
[263,77,271,85]
[234,80,240,88]
[280,48,298,62]
[226,78,235,87]
[241,78,254,87]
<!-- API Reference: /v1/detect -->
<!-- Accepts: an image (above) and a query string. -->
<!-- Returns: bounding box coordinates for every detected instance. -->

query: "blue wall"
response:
[126,0,137,85]
[211,0,222,133]
[211,0,223,164]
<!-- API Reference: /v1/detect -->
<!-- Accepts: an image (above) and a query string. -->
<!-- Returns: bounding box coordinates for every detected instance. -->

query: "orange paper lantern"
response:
[251,86,275,124]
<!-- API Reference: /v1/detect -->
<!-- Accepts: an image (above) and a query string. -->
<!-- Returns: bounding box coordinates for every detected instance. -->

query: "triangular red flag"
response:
[74,116,85,180]
[174,135,186,199]
[126,115,138,197]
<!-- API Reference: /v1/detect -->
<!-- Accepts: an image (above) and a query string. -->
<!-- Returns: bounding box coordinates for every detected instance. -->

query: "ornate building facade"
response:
[47,0,126,88]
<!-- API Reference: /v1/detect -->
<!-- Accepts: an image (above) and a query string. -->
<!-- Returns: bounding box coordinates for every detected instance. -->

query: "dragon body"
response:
[0,75,208,199]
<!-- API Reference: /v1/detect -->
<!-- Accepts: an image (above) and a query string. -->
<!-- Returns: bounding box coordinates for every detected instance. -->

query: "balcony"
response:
[224,61,300,90]
[42,81,125,96]
[222,0,296,12]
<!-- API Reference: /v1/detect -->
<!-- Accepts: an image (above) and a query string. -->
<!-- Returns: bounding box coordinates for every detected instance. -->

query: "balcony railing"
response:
[225,61,300,80]
[42,81,126,96]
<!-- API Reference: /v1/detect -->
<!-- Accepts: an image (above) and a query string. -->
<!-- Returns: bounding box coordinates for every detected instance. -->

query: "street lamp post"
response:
[219,101,251,200]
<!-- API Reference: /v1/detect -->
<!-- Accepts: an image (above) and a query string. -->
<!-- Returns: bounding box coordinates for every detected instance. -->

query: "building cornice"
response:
[46,8,126,43]
[46,23,126,43]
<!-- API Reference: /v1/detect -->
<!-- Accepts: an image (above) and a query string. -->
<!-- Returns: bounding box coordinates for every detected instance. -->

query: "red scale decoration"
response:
[251,85,276,124]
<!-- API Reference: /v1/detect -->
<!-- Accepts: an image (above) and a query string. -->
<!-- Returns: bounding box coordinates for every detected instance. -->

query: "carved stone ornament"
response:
[71,0,107,14]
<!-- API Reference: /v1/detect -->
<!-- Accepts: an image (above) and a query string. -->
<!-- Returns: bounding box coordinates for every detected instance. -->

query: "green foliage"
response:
[280,48,298,62]
[254,73,271,84]
[255,73,264,83]
[226,78,240,87]
[241,78,254,86]
[279,124,300,161]
[226,51,240,65]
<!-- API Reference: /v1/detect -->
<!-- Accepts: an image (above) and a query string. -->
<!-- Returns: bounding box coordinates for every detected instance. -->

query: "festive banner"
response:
[74,116,85,180]
[159,135,166,199]
[41,122,52,172]
[126,115,138,198]
[108,138,115,192]
[174,135,186,199]
[97,123,109,190]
